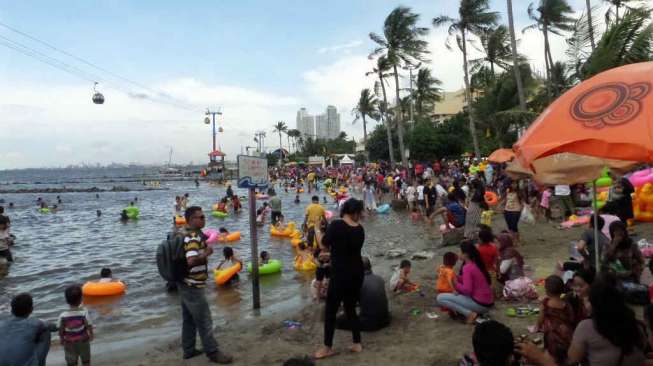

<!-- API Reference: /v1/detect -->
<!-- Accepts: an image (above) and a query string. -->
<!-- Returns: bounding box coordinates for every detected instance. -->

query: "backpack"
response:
[156,231,188,282]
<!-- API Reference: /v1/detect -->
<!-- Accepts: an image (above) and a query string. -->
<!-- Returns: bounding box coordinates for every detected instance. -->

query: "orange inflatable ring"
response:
[175,215,186,226]
[217,231,241,243]
[214,262,242,285]
[82,281,126,296]
[484,191,499,206]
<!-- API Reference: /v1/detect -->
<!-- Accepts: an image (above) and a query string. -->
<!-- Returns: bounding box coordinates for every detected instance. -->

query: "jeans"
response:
[178,283,219,357]
[436,293,490,317]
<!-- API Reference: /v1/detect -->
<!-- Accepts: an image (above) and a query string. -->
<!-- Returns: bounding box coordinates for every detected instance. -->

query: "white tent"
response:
[339,154,354,166]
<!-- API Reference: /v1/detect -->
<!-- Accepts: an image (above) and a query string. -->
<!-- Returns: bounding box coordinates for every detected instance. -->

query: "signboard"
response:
[237,155,268,189]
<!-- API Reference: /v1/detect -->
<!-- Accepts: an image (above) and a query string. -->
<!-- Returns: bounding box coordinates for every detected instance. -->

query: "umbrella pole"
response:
[593,181,600,272]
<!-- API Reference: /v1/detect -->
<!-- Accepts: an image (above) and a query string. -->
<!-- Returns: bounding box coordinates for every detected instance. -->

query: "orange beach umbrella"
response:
[514,62,653,179]
[487,148,515,163]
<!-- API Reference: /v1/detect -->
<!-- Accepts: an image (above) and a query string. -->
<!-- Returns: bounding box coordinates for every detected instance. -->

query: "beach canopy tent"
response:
[339,154,354,166]
[488,148,515,163]
[512,61,653,269]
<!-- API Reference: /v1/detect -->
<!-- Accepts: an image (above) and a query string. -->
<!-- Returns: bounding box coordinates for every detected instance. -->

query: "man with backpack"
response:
[158,206,233,364]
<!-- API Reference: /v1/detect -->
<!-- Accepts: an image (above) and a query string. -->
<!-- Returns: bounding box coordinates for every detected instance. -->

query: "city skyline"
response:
[296,105,341,140]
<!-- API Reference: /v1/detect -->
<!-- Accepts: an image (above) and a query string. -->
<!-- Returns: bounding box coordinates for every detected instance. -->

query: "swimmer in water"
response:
[294,195,300,204]
[95,194,100,199]
[96,210,102,217]
[120,210,129,222]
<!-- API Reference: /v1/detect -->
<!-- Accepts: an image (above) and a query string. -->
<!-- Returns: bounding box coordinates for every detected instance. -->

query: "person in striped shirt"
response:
[177,206,233,364]
[58,284,93,366]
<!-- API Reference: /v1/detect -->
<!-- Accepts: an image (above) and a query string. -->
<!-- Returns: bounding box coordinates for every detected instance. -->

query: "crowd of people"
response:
[1,156,652,365]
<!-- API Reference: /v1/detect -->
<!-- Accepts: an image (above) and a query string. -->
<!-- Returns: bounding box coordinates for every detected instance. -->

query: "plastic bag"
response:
[520,205,535,224]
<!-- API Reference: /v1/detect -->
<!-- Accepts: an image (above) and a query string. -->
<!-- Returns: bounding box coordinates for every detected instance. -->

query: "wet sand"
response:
[47,213,653,366]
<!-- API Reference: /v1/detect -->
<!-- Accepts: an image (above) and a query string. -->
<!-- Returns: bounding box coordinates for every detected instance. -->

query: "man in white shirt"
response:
[406,182,417,211]
[416,182,426,215]
[555,184,574,218]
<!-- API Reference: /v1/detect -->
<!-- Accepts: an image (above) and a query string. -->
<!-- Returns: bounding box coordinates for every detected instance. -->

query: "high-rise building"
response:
[325,105,340,139]
[297,105,341,140]
[315,114,328,139]
[296,108,315,138]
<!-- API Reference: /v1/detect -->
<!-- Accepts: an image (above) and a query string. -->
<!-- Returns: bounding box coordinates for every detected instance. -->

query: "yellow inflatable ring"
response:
[217,231,241,243]
[82,281,126,296]
[214,262,242,285]
[175,215,186,226]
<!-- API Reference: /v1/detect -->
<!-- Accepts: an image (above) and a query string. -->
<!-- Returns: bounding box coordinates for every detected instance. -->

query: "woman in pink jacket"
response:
[437,241,494,324]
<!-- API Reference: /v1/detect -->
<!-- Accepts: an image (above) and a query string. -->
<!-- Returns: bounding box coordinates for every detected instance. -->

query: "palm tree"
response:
[586,0,596,50]
[506,0,528,111]
[272,121,287,163]
[287,129,301,153]
[352,88,379,145]
[580,7,653,79]
[470,26,515,76]
[434,0,499,158]
[412,68,442,118]
[370,6,430,170]
[604,0,637,24]
[524,0,575,81]
[366,56,396,165]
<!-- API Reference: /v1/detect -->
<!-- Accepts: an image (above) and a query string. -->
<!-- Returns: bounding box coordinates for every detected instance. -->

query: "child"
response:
[274,214,286,230]
[537,275,575,364]
[216,247,242,270]
[216,198,228,213]
[58,284,93,366]
[436,252,458,294]
[232,196,241,212]
[390,260,416,293]
[476,225,498,274]
[260,251,270,265]
[0,215,14,262]
[294,195,300,204]
[295,242,314,264]
[256,203,270,225]
[540,188,552,222]
[99,268,114,283]
[218,227,229,240]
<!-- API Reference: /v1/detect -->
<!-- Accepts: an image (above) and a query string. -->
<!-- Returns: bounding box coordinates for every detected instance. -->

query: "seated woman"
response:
[566,268,595,324]
[603,221,644,283]
[496,232,524,283]
[567,274,647,365]
[436,241,494,324]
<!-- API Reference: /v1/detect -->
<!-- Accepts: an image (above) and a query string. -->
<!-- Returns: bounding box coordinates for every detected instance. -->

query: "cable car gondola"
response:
[92,82,105,104]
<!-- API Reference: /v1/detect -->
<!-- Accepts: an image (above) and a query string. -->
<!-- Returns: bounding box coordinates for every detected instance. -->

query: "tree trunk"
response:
[507,0,527,111]
[362,114,368,145]
[392,64,409,172]
[586,0,596,50]
[616,5,620,24]
[462,30,481,159]
[278,132,283,166]
[543,24,554,72]
[378,72,396,165]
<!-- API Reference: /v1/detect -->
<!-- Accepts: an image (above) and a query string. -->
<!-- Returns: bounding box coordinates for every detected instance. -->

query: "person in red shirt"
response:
[476,225,498,275]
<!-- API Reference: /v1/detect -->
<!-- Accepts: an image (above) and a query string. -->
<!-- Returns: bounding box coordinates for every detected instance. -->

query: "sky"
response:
[0,0,608,169]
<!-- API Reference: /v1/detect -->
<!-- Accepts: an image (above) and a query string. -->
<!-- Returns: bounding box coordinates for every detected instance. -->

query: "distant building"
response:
[431,88,467,125]
[297,105,341,140]
[296,108,315,138]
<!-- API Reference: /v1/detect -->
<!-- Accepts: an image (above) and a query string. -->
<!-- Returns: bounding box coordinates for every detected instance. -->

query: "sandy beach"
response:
[45,214,653,366]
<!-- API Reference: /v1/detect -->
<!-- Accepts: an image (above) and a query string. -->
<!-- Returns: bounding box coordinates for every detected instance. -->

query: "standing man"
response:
[303,196,326,247]
[269,192,282,225]
[178,206,233,364]
[424,179,438,217]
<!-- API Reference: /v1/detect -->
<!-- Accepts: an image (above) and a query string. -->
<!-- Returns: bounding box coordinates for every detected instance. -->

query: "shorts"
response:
[0,249,13,262]
[418,200,426,207]
[504,210,521,232]
[64,341,91,366]
[306,227,316,248]
[316,266,330,281]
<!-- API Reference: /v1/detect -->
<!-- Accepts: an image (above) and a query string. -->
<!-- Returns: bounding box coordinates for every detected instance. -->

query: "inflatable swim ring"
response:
[82,281,126,296]
[294,257,317,271]
[124,206,139,219]
[214,262,242,285]
[218,231,241,243]
[256,194,269,200]
[270,222,296,237]
[484,191,499,206]
[247,259,282,275]
[634,183,653,222]
[38,208,50,214]
[211,211,228,218]
[175,215,186,226]
[376,204,390,214]
[298,188,305,193]
[325,210,333,220]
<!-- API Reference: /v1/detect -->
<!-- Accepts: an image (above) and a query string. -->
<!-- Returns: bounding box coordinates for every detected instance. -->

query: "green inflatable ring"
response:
[212,211,229,218]
[38,208,50,214]
[247,259,282,275]
[595,177,612,187]
[124,206,140,219]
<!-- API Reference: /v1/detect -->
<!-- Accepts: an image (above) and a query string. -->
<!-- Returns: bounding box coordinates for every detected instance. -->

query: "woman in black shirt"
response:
[314,198,365,359]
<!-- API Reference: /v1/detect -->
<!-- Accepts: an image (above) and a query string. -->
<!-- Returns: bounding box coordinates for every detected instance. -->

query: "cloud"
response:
[0,79,300,169]
[317,40,363,54]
